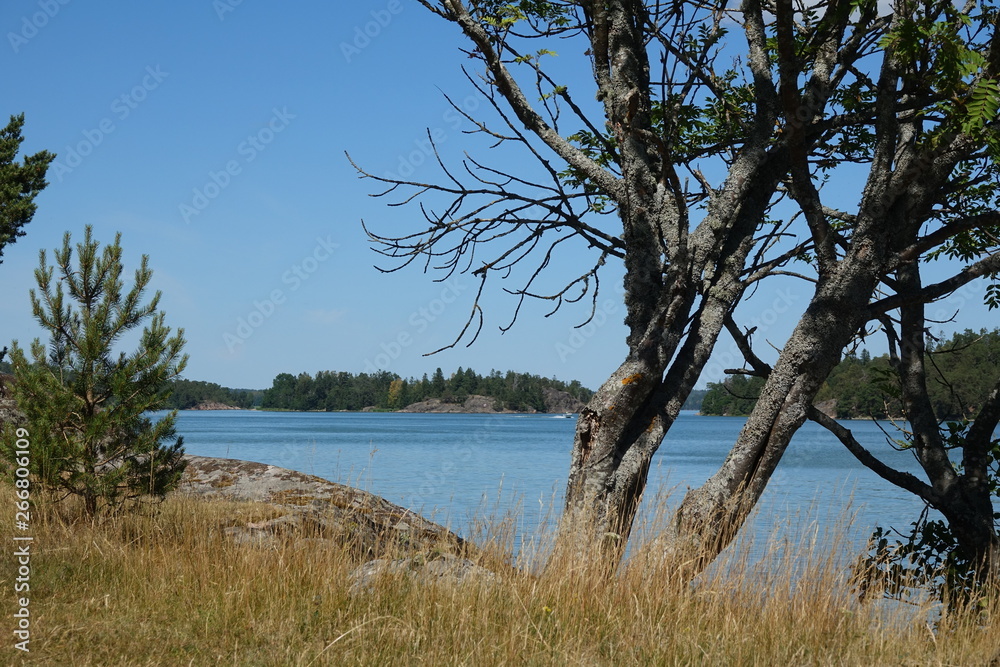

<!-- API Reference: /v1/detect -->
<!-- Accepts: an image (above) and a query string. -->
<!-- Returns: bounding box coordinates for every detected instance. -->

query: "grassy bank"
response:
[1,485,996,665]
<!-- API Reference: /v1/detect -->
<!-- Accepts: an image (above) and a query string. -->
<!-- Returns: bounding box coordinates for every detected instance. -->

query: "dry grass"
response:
[1,484,997,666]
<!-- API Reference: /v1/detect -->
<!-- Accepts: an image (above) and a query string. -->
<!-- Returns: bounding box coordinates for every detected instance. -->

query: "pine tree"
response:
[1,226,188,516]
[431,367,446,397]
[0,113,54,264]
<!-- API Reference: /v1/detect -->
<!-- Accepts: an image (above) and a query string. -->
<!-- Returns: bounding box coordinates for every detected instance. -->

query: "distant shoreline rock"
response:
[399,390,584,414]
[187,401,242,411]
[399,395,508,413]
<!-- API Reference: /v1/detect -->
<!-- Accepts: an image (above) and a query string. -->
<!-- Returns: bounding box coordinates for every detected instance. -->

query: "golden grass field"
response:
[1,484,997,666]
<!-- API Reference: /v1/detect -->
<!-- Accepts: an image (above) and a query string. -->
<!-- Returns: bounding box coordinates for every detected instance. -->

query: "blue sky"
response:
[1,1,993,392]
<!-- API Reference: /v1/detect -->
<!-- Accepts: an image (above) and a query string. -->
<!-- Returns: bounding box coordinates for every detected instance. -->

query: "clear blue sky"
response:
[1,1,993,392]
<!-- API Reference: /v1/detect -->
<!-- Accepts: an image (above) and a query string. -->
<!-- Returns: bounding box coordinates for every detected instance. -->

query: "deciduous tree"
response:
[357,0,1000,574]
[825,284,1000,599]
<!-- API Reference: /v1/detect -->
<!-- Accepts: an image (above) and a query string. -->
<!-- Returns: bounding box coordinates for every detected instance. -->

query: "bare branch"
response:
[868,251,1000,317]
[724,313,772,377]
[807,406,939,504]
[424,273,486,354]
[441,0,622,197]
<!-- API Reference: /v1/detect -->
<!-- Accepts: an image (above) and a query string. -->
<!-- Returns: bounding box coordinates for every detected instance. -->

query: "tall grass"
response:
[1,484,996,666]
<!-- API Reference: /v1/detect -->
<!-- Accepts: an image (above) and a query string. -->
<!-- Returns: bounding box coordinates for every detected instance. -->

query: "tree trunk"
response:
[561,178,788,557]
[556,151,785,566]
[938,490,1000,585]
[894,262,1000,589]
[652,31,987,572]
[665,261,885,569]
[556,290,690,565]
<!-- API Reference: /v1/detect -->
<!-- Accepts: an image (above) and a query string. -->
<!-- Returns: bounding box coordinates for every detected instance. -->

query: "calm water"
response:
[167,410,944,560]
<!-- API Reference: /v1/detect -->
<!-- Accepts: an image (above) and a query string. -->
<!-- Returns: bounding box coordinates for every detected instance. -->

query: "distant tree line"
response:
[162,379,263,410]
[5,360,264,412]
[682,389,707,412]
[701,329,1000,420]
[6,364,592,413]
[700,375,765,417]
[259,367,594,412]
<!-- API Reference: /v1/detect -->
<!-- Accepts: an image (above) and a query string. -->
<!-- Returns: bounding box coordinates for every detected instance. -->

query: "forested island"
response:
[701,329,1000,419]
[161,367,595,413]
[2,360,695,413]
[165,379,263,410]
[261,367,594,412]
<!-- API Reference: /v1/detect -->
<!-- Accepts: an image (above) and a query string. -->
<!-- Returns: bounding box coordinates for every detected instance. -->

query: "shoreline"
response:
[180,406,581,415]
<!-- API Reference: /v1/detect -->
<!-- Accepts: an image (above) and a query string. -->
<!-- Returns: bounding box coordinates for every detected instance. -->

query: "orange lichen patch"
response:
[621,373,644,386]
[210,475,236,488]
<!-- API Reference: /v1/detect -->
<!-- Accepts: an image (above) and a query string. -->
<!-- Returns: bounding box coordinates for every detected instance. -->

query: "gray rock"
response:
[0,389,476,563]
[0,374,23,430]
[541,387,584,414]
[347,552,498,595]
[179,454,469,559]
[399,390,583,414]
[399,396,490,413]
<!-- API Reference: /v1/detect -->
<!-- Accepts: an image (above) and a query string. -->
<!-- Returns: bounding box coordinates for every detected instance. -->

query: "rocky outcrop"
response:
[348,552,497,595]
[400,395,504,413]
[542,387,584,414]
[187,401,242,411]
[179,455,468,558]
[400,391,583,414]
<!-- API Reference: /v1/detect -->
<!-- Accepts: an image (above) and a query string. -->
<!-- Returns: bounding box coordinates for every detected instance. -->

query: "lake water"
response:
[168,409,949,564]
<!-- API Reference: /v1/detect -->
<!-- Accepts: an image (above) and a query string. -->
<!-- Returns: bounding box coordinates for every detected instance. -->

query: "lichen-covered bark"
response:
[664,93,997,576]
[559,144,789,559]
[669,242,892,565]
[554,0,791,563]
